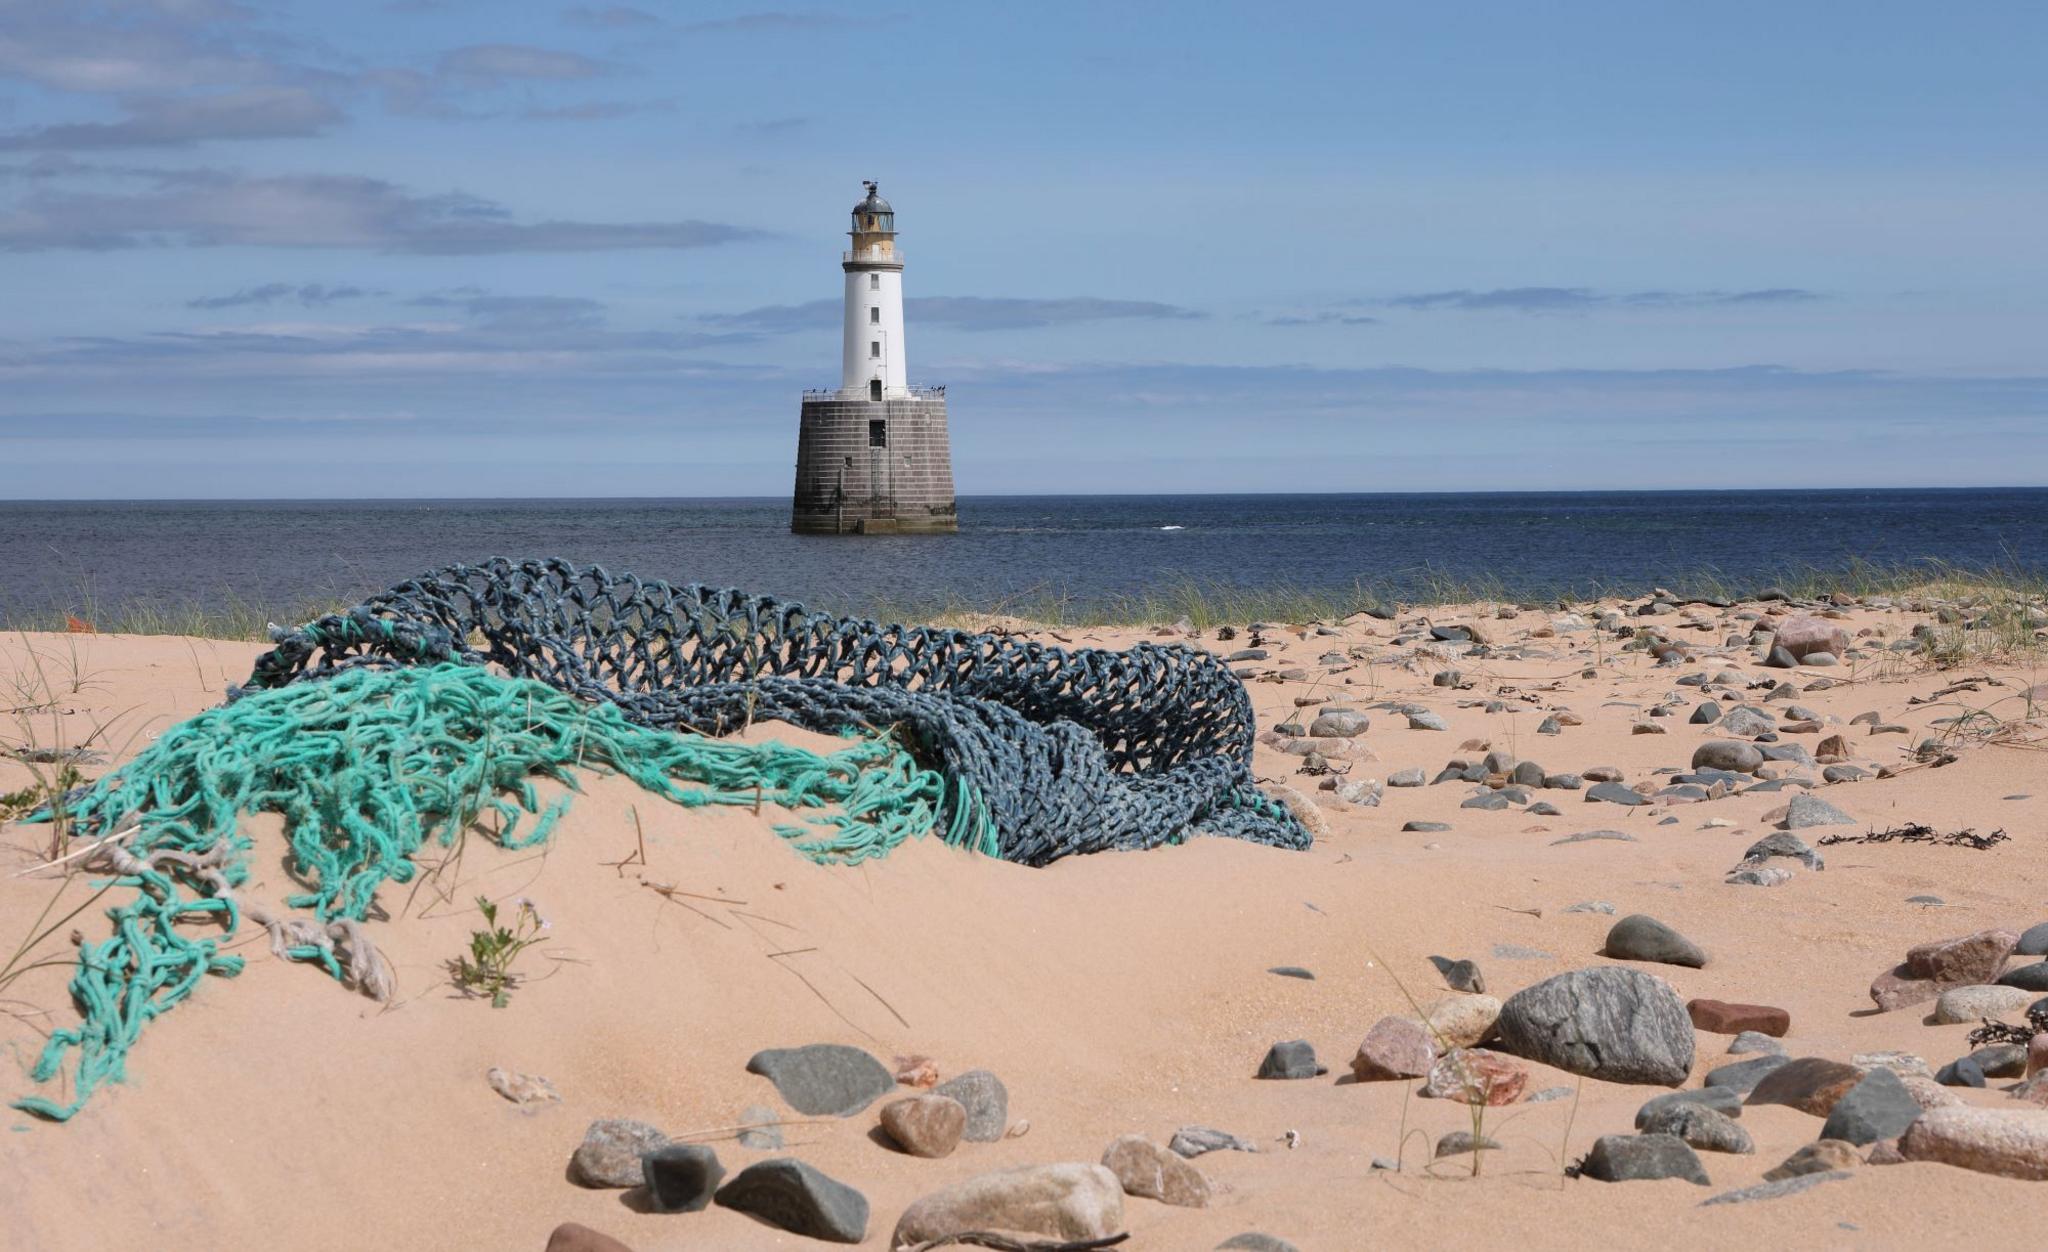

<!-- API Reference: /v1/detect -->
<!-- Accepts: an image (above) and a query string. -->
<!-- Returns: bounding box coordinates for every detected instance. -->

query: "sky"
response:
[1,0,2044,498]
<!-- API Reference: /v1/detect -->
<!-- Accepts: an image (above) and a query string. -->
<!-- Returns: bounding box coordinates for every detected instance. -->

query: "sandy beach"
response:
[4,591,2047,1251]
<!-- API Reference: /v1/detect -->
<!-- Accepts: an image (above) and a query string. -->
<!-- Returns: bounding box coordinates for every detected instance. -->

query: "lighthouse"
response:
[790,181,958,534]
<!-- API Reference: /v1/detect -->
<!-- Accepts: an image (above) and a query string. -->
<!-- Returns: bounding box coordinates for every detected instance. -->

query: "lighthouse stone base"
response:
[791,393,957,534]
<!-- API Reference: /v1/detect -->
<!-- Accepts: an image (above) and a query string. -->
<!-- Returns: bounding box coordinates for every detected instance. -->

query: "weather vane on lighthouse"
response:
[789,180,959,534]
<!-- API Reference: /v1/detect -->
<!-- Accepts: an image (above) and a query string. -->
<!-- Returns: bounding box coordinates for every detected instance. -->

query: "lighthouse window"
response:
[869,340,880,358]
[869,307,879,324]
[869,273,879,291]
[868,419,888,448]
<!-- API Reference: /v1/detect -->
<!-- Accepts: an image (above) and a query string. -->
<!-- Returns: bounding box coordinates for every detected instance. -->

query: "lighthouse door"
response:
[867,418,893,519]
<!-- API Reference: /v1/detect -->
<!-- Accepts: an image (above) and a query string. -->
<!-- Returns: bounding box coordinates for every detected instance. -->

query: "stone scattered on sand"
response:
[545,1223,635,1252]
[746,1045,895,1117]
[1705,1054,1792,1095]
[1216,1236,1301,1252]
[485,1066,560,1108]
[1255,1040,1325,1080]
[1746,1057,1866,1116]
[1818,1068,1924,1145]
[1269,785,1329,838]
[1587,781,1651,806]
[641,1144,725,1214]
[1870,928,2020,1012]
[1580,1134,1710,1185]
[1687,999,1789,1037]
[1422,1048,1528,1105]
[2018,922,2048,956]
[891,1163,1124,1247]
[1764,1139,1861,1181]
[879,1095,967,1159]
[1101,1134,1210,1207]
[1780,795,1854,829]
[1170,1126,1259,1158]
[1691,741,1763,774]
[1434,1130,1504,1158]
[1717,707,1776,738]
[570,1118,669,1189]
[714,1159,868,1244]
[1429,955,1487,993]
[1404,820,1452,833]
[1738,832,1824,871]
[1267,965,1315,980]
[1852,1049,1932,1080]
[1773,615,1849,661]
[1728,1030,1787,1056]
[1351,1016,1436,1081]
[1899,1107,2048,1180]
[1419,993,1502,1048]
[1551,829,1636,846]
[1701,1171,1852,1206]
[893,1055,940,1088]
[1640,1103,1753,1154]
[1998,961,2048,991]
[1309,710,1369,737]
[1494,966,1694,1086]
[932,1070,1010,1142]
[1636,1087,1743,1128]
[1932,984,2033,1025]
[1407,711,1449,731]
[1938,1057,1988,1088]
[1604,914,1707,968]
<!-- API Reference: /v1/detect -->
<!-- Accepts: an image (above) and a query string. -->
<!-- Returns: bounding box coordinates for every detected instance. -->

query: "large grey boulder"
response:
[1493,966,1695,1086]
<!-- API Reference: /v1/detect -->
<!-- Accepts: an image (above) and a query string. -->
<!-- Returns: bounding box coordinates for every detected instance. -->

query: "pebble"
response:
[1932,983,2033,1024]
[1726,866,1794,887]
[1403,820,1451,833]
[1818,1069,1923,1145]
[1551,829,1636,846]
[1564,901,1616,915]
[714,1158,868,1244]
[545,1224,634,1252]
[1462,792,1512,811]
[1689,701,1722,724]
[1580,1134,1710,1185]
[1746,1057,1866,1116]
[1604,914,1708,968]
[1998,961,2048,991]
[1781,795,1854,829]
[1267,966,1315,980]
[1422,1048,1528,1105]
[1870,928,2021,1011]
[1691,740,1763,773]
[879,1095,967,1158]
[1407,711,1449,731]
[642,1144,725,1213]
[1420,993,1502,1046]
[1717,707,1776,737]
[1764,1139,1862,1181]
[1493,966,1694,1086]
[1899,1106,2048,1180]
[892,1164,1124,1247]
[1640,1103,1753,1154]
[570,1118,669,1189]
[1387,767,1426,787]
[1739,832,1824,871]
[1701,1171,1852,1206]
[1972,1043,2028,1078]
[745,1045,895,1117]
[1688,999,1790,1037]
[1429,955,1486,993]
[933,1070,1010,1142]
[1636,1087,1743,1127]
[1308,710,1369,737]
[1101,1134,1210,1207]
[1350,1016,1435,1081]
[1704,1055,1792,1095]
[1255,1040,1325,1080]
[1434,1130,1503,1158]
[1216,1235,1301,1252]
[1937,1057,1987,1088]
[2018,922,2048,957]
[1170,1126,1258,1158]
[1586,781,1651,806]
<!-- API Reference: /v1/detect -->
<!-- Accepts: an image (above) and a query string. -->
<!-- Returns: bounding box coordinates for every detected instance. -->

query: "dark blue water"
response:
[1,490,2041,621]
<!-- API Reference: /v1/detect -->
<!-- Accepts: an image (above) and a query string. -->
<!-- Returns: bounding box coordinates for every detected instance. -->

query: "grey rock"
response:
[1635,1087,1743,1128]
[1604,914,1708,968]
[1527,1085,1577,1103]
[1701,1171,1852,1206]
[1936,1057,1986,1088]
[1728,1031,1786,1056]
[1782,795,1854,829]
[1267,965,1315,980]
[1580,1134,1710,1184]
[1740,831,1824,871]
[1511,760,1547,787]
[1823,764,1869,783]
[1462,792,1512,811]
[1255,1040,1324,1080]
[1544,772,1584,790]
[1690,701,1723,725]
[1550,829,1637,846]
[643,1144,725,1213]
[1692,741,1764,774]
[1640,1103,1754,1154]
[737,1104,784,1150]
[1388,767,1426,787]
[932,1069,1010,1142]
[2018,922,2048,956]
[1718,707,1777,737]
[571,1118,670,1188]
[1586,781,1651,806]
[1435,1130,1504,1158]
[1309,710,1370,737]
[1726,866,1794,887]
[1404,820,1451,833]
[1564,900,1616,914]
[1704,1055,1792,1095]
[1818,1068,1923,1146]
[714,1158,868,1244]
[1170,1126,1258,1158]
[1537,716,1563,735]
[1997,960,2048,991]
[1430,956,1487,993]
[746,1044,894,1117]
[1493,965,1694,1086]
[1969,1044,2027,1079]
[1407,710,1449,731]
[1217,1236,1301,1252]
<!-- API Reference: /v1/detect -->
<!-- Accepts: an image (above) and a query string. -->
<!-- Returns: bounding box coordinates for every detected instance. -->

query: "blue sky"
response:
[1,0,2043,497]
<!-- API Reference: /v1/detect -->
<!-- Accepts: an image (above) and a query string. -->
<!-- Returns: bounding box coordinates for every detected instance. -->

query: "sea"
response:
[1,489,2042,622]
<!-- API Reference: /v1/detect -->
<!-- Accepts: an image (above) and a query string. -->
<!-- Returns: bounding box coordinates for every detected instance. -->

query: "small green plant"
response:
[449,895,548,1008]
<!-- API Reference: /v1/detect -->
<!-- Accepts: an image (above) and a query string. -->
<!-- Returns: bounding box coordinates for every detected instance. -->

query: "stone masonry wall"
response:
[791,396,957,534]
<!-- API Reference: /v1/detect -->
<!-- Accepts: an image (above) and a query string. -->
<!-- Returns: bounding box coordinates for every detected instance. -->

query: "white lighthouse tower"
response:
[791,181,957,534]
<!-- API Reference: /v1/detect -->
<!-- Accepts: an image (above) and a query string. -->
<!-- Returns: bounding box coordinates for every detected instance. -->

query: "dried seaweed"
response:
[1967,1000,2048,1048]
[1816,823,2009,850]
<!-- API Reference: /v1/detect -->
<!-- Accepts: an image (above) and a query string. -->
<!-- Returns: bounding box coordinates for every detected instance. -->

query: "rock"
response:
[1746,1057,1865,1116]
[1728,1031,1786,1056]
[570,1118,669,1188]
[1781,795,1853,829]
[1765,645,1799,668]
[1764,1139,1861,1181]
[1267,965,1314,980]
[1419,994,1502,1048]
[1636,1087,1742,1127]
[1774,615,1849,660]
[1511,760,1546,788]
[1407,710,1448,731]
[1434,1130,1503,1158]
[1691,741,1763,774]
[1334,778,1383,807]
[545,1223,635,1252]
[1640,1103,1753,1154]
[1818,1069,1923,1145]
[1580,1134,1710,1185]
[1717,707,1776,737]
[1587,781,1651,806]
[1493,966,1694,1086]
[2019,922,2048,956]
[1704,1055,1792,1094]
[1462,792,1511,811]
[1688,999,1790,1036]
[1255,1040,1324,1080]
[1551,829,1636,846]
[641,1144,725,1214]
[932,1070,1010,1142]
[879,1095,967,1159]
[1937,1057,1987,1088]
[1309,710,1369,737]
[1388,767,1426,787]
[1853,1049,1932,1080]
[1701,1171,1852,1206]
[1689,701,1722,725]
[1933,984,2033,1024]
[1404,820,1451,833]
[1351,1016,1435,1081]
[1170,1126,1258,1158]
[1565,900,1617,915]
[1429,956,1486,993]
[891,1163,1125,1247]
[745,1045,894,1117]
[714,1159,868,1244]
[1216,1236,1300,1252]
[1738,832,1824,871]
[737,1104,784,1150]
[1268,785,1328,837]
[1870,929,2021,1011]
[1973,1044,2028,1078]
[1999,961,2048,992]
[1604,914,1707,968]
[1899,1107,2048,1180]
[1101,1134,1209,1207]
[1422,1048,1528,1105]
